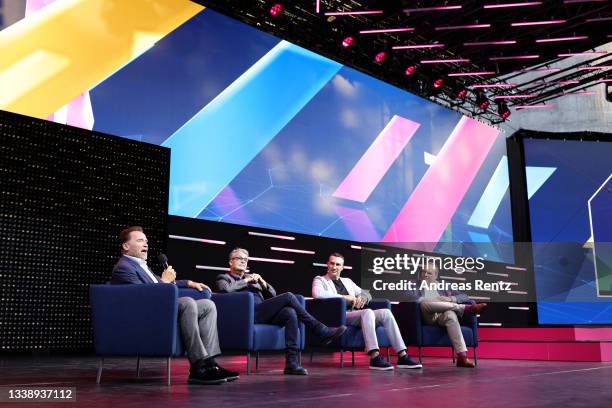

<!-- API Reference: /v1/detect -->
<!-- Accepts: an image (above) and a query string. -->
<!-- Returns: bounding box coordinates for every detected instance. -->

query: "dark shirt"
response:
[230,274,264,305]
[332,278,349,296]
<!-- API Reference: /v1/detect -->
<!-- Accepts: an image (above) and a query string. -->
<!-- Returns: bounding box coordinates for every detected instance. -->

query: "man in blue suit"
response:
[111,226,238,384]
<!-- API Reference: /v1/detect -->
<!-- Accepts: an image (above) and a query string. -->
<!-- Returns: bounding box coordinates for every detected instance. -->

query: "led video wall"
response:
[85,9,513,258]
[525,137,612,324]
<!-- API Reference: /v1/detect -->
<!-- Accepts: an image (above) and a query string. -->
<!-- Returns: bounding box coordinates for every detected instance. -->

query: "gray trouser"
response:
[345,308,406,354]
[178,297,221,364]
[420,301,467,353]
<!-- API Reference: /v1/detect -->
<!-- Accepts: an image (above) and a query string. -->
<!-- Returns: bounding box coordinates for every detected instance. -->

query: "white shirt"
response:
[124,255,159,283]
[422,286,439,300]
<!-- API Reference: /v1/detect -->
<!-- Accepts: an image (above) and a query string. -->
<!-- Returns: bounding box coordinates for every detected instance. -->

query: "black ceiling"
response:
[193,0,612,124]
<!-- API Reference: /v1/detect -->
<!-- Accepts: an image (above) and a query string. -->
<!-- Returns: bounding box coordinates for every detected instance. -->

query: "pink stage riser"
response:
[409,328,612,362]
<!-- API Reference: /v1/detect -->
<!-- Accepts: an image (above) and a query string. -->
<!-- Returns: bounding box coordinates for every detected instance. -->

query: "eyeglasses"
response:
[231,257,248,262]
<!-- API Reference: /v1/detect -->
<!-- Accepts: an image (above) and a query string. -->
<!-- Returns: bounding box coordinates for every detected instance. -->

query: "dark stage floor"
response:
[1,353,611,408]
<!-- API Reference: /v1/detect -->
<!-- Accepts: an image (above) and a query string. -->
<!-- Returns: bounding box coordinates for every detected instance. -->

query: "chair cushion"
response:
[421,325,475,347]
[253,324,302,351]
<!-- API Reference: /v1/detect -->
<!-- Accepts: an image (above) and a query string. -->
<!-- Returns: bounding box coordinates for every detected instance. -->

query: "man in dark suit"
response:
[216,247,347,375]
[408,263,487,368]
[111,226,238,384]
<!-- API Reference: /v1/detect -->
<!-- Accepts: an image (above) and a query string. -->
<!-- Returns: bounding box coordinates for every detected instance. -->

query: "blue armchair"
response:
[211,292,305,374]
[396,301,479,364]
[305,298,393,367]
[89,284,210,385]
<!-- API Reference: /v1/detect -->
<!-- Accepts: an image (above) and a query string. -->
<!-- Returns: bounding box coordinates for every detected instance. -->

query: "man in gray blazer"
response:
[216,248,346,375]
[312,253,422,370]
[408,263,487,368]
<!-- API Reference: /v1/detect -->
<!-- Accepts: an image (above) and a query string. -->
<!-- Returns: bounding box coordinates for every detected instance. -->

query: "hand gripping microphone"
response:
[158,253,169,269]
[158,253,175,284]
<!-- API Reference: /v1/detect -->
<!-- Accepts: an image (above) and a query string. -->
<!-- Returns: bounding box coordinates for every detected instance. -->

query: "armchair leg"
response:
[246,352,251,375]
[418,347,422,364]
[96,358,104,384]
[166,357,171,386]
[255,352,259,371]
[351,351,355,367]
[340,350,344,368]
[136,355,141,378]
[473,347,478,366]
[310,351,314,363]
[298,351,302,366]
[451,348,455,364]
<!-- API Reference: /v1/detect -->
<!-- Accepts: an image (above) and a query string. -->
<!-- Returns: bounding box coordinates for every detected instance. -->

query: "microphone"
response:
[158,253,175,284]
[158,253,169,269]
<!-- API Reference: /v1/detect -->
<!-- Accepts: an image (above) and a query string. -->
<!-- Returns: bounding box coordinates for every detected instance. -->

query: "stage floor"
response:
[1,353,611,407]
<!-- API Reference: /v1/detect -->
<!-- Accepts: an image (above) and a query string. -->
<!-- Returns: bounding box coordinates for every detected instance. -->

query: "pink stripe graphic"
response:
[382,116,499,245]
[334,205,381,242]
[333,115,420,203]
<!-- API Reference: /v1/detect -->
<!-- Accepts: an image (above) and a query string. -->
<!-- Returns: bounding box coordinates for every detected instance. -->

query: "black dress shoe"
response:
[215,364,239,381]
[188,366,227,385]
[284,366,308,375]
[321,325,347,346]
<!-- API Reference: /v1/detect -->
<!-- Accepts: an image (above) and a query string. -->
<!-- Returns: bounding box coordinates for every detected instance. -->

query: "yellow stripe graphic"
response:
[0,0,203,118]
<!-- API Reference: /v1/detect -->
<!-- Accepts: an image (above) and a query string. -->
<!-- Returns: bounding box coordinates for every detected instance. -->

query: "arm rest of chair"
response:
[394,301,422,346]
[90,284,178,355]
[178,288,211,300]
[211,292,254,350]
[368,299,391,310]
[305,297,347,327]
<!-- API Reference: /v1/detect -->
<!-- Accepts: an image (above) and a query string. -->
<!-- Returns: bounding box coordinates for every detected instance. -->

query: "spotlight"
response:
[433,78,444,89]
[269,3,284,17]
[375,51,387,63]
[342,36,355,48]
[497,100,511,120]
[475,90,490,111]
[405,65,417,76]
[457,88,468,100]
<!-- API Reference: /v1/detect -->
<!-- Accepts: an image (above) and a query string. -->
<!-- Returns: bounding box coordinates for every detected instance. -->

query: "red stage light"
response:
[476,90,490,111]
[405,65,417,76]
[270,4,284,17]
[375,52,387,63]
[342,36,354,48]
[457,88,468,100]
[433,79,444,89]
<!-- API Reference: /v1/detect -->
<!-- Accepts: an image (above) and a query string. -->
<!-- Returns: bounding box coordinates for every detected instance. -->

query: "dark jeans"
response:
[254,292,324,350]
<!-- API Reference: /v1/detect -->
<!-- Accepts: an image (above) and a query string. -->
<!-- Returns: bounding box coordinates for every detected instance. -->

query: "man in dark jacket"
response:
[216,247,346,375]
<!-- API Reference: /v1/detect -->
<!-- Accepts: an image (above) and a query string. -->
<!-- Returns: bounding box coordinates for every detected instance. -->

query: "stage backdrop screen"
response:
[524,138,612,324]
[86,9,512,257]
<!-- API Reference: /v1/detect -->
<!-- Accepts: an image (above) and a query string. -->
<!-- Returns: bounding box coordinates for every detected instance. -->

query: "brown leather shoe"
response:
[468,303,487,315]
[456,356,476,368]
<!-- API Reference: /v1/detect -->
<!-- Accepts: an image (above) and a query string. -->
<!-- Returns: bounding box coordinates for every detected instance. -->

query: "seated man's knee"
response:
[197,298,216,312]
[442,310,458,322]
[361,308,375,321]
[280,306,298,321]
[280,292,295,302]
[179,297,198,315]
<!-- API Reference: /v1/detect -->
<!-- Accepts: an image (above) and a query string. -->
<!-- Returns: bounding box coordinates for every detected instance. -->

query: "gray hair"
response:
[229,247,249,260]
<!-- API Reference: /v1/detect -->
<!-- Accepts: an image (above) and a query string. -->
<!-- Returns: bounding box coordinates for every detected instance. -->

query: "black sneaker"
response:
[369,355,394,371]
[321,325,347,346]
[215,364,239,381]
[397,355,423,369]
[188,366,227,385]
[284,366,308,375]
